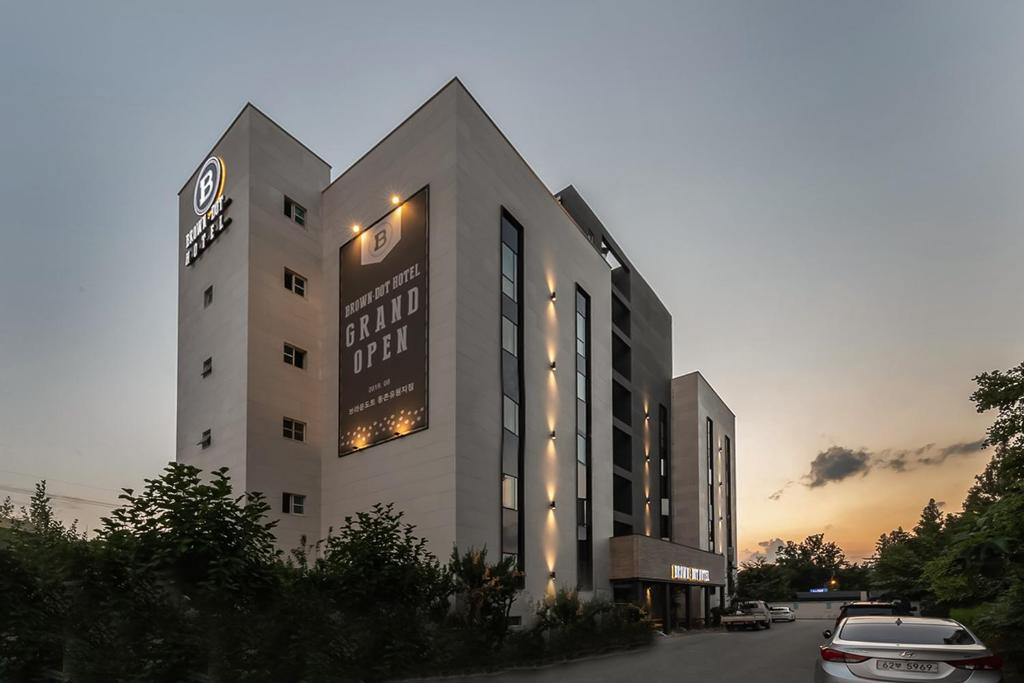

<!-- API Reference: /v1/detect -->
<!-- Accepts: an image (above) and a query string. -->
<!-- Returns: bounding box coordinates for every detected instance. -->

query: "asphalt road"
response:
[461,619,826,683]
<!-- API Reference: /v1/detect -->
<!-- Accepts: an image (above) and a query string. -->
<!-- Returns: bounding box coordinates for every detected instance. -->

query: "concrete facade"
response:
[671,371,739,613]
[176,78,737,622]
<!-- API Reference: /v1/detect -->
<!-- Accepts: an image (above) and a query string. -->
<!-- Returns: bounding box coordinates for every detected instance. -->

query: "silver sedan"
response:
[815,616,1003,682]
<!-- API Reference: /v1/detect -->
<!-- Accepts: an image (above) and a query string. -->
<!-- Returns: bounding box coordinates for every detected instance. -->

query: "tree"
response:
[736,558,791,601]
[448,547,521,651]
[871,500,947,608]
[775,533,849,591]
[309,502,452,681]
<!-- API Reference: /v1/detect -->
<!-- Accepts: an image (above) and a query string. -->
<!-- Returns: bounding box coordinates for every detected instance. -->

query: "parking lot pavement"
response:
[460,619,827,683]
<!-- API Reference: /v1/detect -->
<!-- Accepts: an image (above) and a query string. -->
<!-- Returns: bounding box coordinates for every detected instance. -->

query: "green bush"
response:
[0,467,654,682]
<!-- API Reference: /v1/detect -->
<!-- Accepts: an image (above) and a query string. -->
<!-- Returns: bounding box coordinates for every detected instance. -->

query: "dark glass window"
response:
[284,197,307,226]
[203,286,213,308]
[283,343,306,369]
[201,357,212,377]
[282,492,306,515]
[839,622,975,645]
[199,429,211,449]
[707,417,716,549]
[283,417,305,442]
[284,269,306,296]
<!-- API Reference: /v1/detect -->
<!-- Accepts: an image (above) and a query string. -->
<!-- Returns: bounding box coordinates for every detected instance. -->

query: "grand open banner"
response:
[338,187,429,455]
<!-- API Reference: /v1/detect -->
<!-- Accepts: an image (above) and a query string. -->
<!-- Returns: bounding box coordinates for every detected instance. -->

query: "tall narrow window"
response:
[203,286,213,308]
[724,434,733,557]
[659,404,670,539]
[575,286,592,590]
[499,211,524,576]
[201,357,212,377]
[199,429,212,449]
[707,417,716,551]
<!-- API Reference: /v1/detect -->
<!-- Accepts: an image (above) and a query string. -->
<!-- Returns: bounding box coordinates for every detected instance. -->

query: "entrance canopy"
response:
[609,534,726,586]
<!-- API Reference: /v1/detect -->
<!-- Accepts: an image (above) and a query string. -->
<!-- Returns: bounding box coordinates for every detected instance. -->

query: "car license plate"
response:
[876,660,938,674]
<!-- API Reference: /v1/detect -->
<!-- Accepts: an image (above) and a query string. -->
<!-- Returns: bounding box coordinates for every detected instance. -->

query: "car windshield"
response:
[840,623,975,645]
[844,606,893,617]
[739,602,759,610]
[771,607,787,612]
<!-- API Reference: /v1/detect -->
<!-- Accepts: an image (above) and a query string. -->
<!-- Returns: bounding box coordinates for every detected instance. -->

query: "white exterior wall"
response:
[452,87,614,605]
[319,87,460,558]
[178,80,658,616]
[177,112,253,487]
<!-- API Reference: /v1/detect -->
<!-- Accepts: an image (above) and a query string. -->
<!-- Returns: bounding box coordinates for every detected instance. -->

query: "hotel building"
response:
[176,78,737,628]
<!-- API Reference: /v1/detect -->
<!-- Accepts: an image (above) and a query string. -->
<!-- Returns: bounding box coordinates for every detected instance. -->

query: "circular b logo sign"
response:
[193,156,225,216]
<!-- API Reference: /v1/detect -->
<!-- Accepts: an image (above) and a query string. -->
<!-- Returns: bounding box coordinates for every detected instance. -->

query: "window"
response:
[501,243,517,301]
[283,417,305,442]
[499,211,523,572]
[283,197,306,226]
[502,396,519,435]
[501,316,517,356]
[203,286,213,308]
[707,417,716,549]
[199,429,211,449]
[575,312,587,356]
[201,357,212,377]
[501,474,518,510]
[283,343,306,369]
[284,268,306,296]
[282,492,306,515]
[839,622,974,645]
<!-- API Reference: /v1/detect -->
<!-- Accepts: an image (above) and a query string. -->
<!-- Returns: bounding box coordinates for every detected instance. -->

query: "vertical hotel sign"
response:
[339,188,428,455]
[184,156,232,266]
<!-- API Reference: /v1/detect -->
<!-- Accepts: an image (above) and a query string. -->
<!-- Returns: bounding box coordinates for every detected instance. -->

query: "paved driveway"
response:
[461,619,826,683]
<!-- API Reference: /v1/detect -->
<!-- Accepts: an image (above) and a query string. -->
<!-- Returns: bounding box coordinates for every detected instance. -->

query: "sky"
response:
[1,1,1022,561]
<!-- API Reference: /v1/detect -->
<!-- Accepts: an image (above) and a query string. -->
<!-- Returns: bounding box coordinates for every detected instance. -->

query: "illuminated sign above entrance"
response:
[184,156,232,266]
[671,564,711,583]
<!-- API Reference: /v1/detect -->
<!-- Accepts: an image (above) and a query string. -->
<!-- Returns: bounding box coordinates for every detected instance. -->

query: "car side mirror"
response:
[822,629,832,639]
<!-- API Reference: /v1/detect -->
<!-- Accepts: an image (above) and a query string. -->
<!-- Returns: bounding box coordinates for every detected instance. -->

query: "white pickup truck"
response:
[723,600,772,631]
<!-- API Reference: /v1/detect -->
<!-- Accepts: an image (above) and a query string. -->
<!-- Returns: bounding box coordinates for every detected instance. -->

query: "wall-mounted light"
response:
[549,499,557,510]
[390,194,401,205]
[549,291,557,302]
[351,223,361,234]
[644,454,651,464]
[550,431,557,441]
[549,361,557,372]
[644,413,650,422]
[393,431,401,437]
[645,497,651,506]
[549,571,557,579]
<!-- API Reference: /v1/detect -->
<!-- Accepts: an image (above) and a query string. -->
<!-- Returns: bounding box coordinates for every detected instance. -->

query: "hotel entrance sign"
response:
[671,564,711,583]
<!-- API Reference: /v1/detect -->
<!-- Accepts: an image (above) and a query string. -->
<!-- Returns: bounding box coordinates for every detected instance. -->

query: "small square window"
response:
[201,357,212,377]
[284,269,306,297]
[501,317,517,356]
[199,429,212,449]
[282,492,306,515]
[283,343,306,369]
[284,197,307,226]
[203,286,213,308]
[283,417,305,442]
[501,474,518,510]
